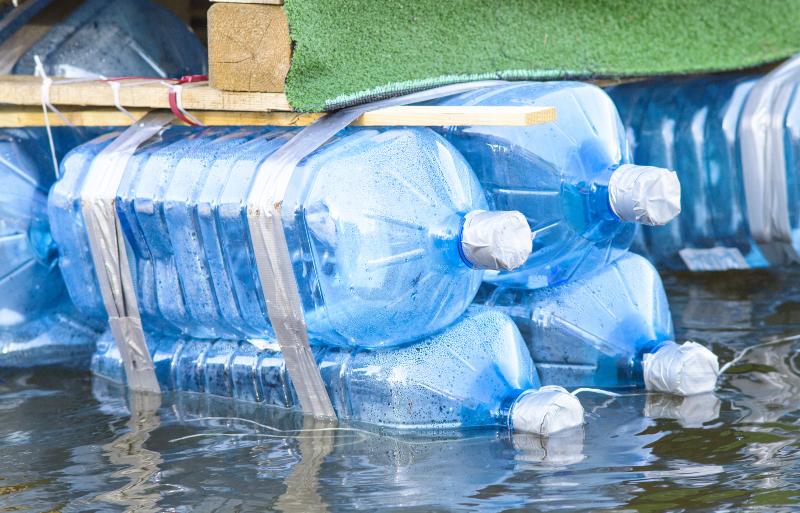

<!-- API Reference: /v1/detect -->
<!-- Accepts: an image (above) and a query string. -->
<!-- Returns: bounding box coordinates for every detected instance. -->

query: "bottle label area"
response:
[678,247,749,272]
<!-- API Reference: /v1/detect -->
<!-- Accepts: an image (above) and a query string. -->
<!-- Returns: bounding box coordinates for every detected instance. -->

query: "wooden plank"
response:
[0,105,557,127]
[356,105,556,127]
[207,3,290,93]
[0,75,294,111]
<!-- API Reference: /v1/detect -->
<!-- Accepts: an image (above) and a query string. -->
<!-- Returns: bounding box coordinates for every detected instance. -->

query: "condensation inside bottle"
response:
[433,81,636,288]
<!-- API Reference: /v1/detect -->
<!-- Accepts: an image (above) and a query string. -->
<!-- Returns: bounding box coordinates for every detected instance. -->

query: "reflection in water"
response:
[274,417,334,513]
[97,390,162,512]
[5,269,800,511]
[726,338,800,423]
[645,392,721,428]
[512,427,586,466]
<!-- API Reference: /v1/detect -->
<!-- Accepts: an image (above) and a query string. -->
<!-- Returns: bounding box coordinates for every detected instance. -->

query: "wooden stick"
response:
[0,105,556,127]
[0,74,293,111]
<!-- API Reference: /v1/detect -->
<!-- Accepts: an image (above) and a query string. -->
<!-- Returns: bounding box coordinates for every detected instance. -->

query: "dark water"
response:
[4,269,800,512]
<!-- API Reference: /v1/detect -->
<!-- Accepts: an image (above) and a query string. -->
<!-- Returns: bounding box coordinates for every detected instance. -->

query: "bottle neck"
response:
[28,218,58,268]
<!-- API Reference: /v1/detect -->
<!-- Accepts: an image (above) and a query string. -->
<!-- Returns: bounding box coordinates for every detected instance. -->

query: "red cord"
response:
[167,75,208,126]
[102,74,209,126]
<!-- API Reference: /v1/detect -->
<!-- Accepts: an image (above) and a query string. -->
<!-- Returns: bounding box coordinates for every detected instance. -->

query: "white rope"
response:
[718,332,800,375]
[107,80,138,123]
[33,55,103,178]
[33,55,61,179]
[570,388,621,398]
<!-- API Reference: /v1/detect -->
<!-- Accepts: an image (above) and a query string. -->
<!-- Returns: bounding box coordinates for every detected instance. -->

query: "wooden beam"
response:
[0,105,556,127]
[0,75,293,111]
[207,2,290,93]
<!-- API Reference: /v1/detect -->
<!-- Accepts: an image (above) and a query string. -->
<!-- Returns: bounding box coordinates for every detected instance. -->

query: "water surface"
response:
[3,269,800,512]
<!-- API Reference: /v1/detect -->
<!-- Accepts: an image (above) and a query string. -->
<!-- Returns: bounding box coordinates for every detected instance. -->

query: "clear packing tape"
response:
[81,81,512,414]
[79,111,174,393]
[740,54,800,265]
[245,80,511,419]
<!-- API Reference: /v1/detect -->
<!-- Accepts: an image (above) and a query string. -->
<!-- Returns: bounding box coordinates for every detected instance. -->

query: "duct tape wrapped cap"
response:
[608,164,681,226]
[643,341,719,396]
[460,210,532,271]
[510,385,584,436]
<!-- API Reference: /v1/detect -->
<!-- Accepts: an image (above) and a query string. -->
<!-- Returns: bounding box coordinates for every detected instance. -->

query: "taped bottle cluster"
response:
[0,0,722,436]
[607,56,800,272]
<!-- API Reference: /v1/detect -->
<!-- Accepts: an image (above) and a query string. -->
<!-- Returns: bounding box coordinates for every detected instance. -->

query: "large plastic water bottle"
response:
[11,0,206,78]
[91,307,584,434]
[433,82,682,288]
[476,253,719,395]
[0,129,109,367]
[1,0,206,369]
[50,126,532,348]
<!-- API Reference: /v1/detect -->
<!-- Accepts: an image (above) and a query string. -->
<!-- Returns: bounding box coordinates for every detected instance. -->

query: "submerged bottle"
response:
[50,126,532,348]
[92,307,584,434]
[432,82,681,288]
[476,253,719,395]
[607,66,800,270]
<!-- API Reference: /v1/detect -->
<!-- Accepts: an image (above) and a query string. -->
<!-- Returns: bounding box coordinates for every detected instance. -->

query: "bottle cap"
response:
[510,386,584,436]
[460,210,531,271]
[608,164,681,226]
[643,341,719,396]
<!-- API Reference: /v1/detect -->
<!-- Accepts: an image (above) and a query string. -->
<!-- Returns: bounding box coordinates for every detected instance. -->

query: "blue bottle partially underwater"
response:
[92,307,585,434]
[433,82,682,288]
[0,129,104,367]
[607,58,800,271]
[476,253,719,395]
[0,0,207,368]
[49,126,532,348]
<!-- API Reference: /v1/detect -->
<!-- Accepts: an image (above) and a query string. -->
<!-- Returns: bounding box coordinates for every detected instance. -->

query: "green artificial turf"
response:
[282,0,800,111]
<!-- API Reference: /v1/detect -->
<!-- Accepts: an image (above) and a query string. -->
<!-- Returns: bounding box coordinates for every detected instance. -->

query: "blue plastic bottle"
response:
[11,0,207,78]
[91,307,585,433]
[0,129,105,368]
[0,0,206,369]
[476,253,719,395]
[433,82,682,288]
[607,75,780,270]
[50,126,532,348]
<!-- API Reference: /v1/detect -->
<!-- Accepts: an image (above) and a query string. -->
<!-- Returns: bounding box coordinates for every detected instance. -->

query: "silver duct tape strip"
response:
[739,55,800,265]
[246,79,509,419]
[80,111,174,393]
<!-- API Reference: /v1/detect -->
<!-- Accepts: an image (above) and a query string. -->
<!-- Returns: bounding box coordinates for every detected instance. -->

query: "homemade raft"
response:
[4,0,766,438]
